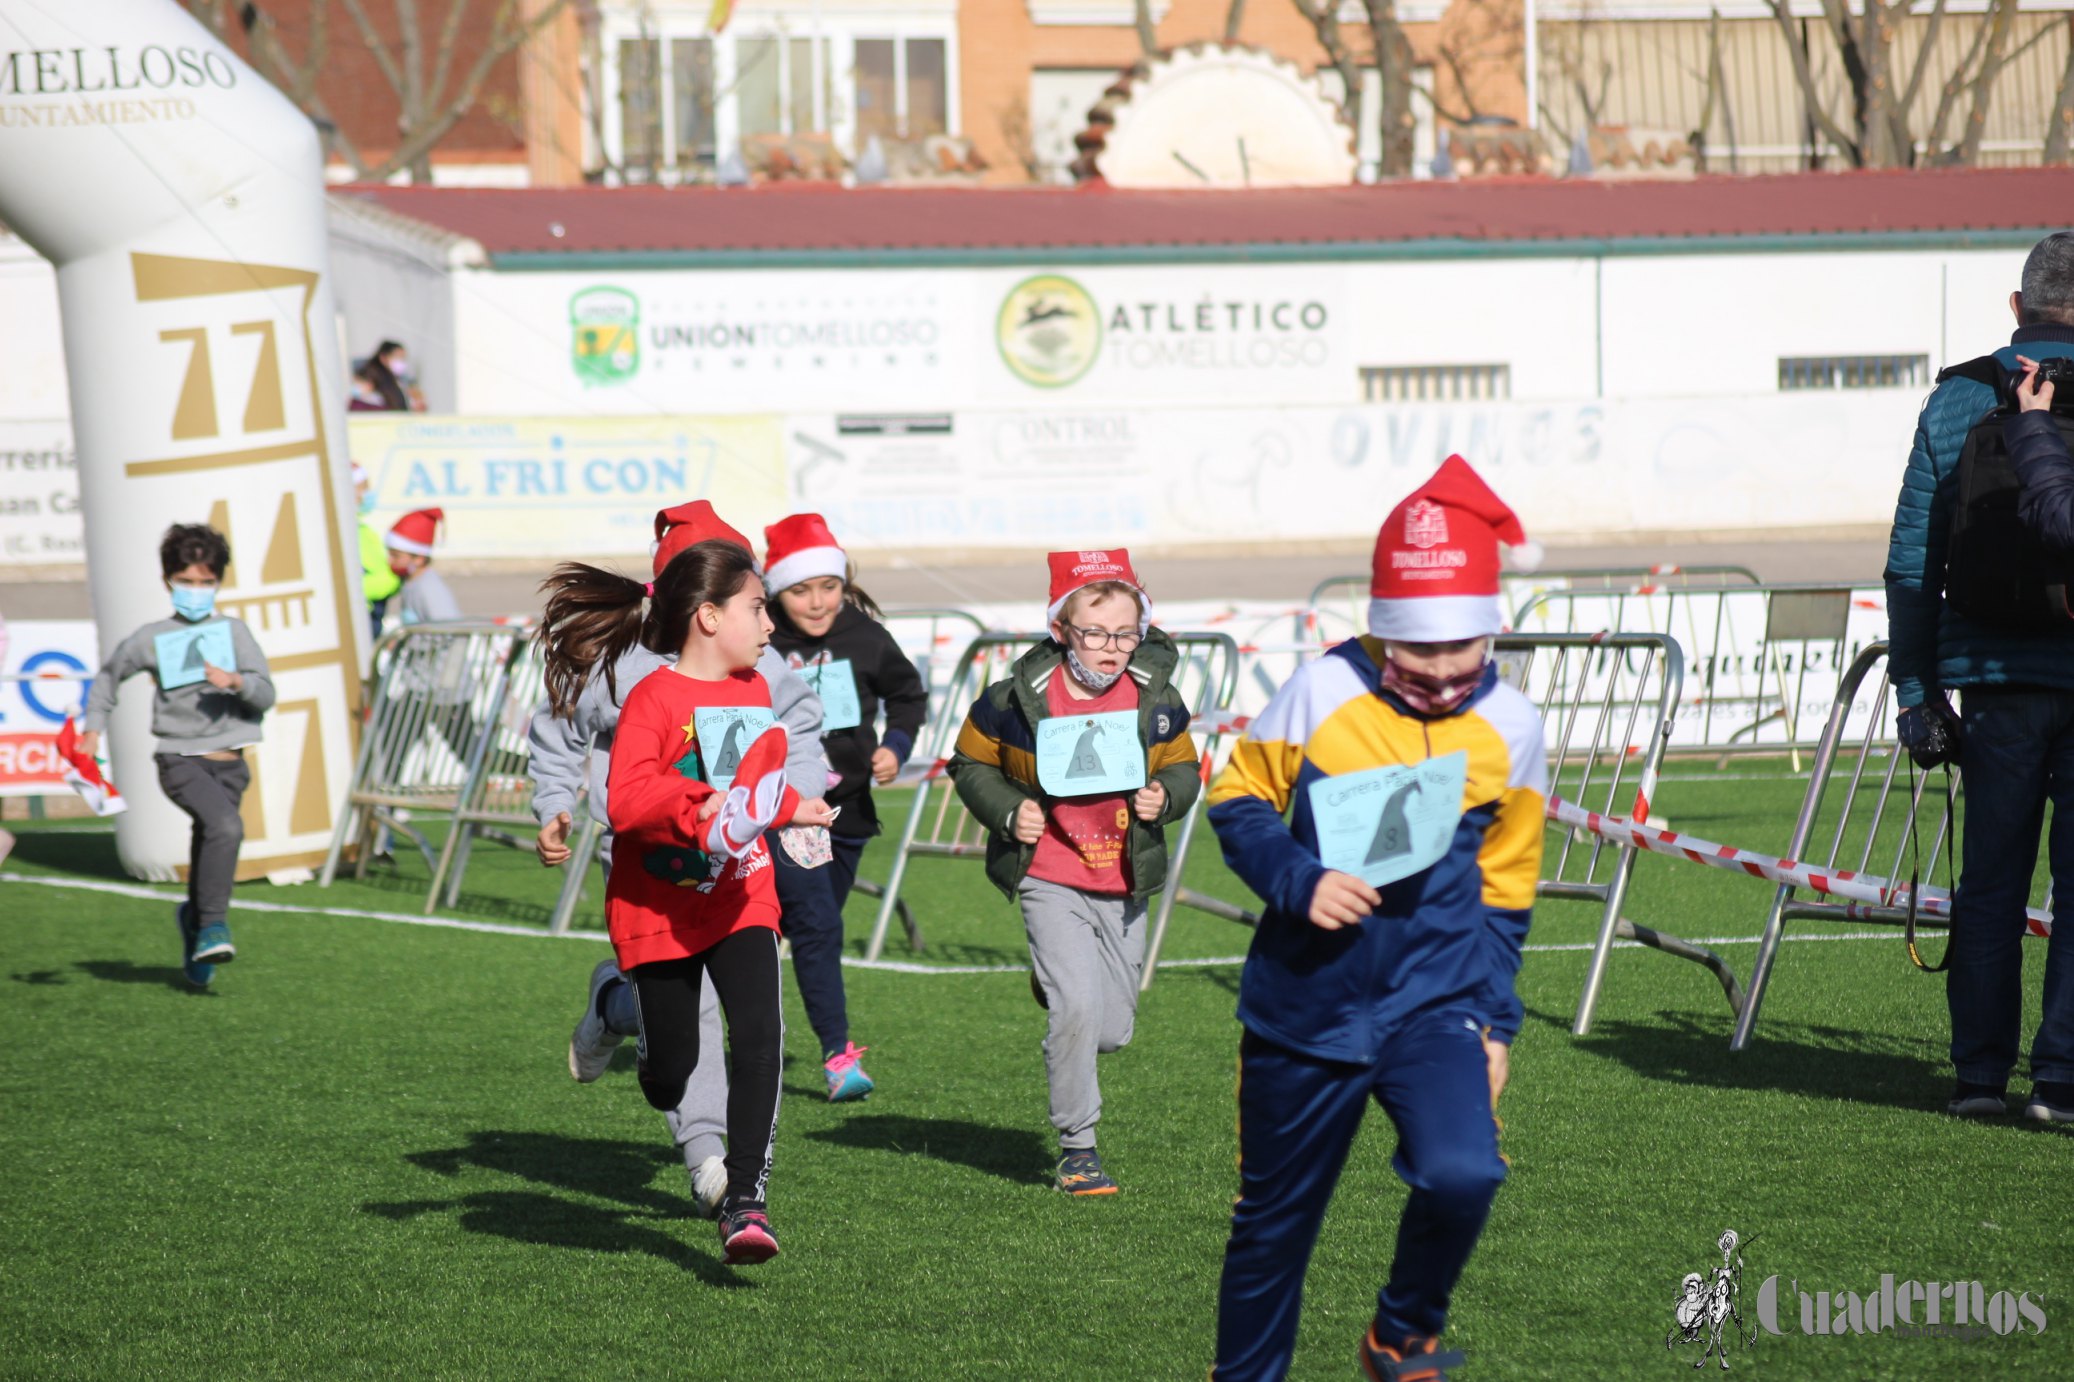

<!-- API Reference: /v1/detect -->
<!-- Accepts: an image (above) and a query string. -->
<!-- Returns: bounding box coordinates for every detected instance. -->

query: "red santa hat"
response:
[653,500,755,577]
[385,507,444,557]
[1368,455,1539,642]
[1046,549,1152,632]
[763,513,848,594]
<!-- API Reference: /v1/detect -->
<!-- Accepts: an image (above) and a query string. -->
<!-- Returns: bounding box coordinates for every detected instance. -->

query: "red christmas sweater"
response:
[604,664,800,969]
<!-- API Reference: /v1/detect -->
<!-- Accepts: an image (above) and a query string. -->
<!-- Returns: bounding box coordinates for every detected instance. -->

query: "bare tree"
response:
[1224,0,1247,45]
[1134,0,1160,56]
[2050,27,2074,163]
[1765,0,2049,169]
[1290,0,1367,157]
[1358,0,1418,177]
[184,0,571,183]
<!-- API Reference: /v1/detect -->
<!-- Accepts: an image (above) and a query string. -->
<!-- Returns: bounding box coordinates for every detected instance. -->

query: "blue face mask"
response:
[170,585,218,621]
[358,491,377,516]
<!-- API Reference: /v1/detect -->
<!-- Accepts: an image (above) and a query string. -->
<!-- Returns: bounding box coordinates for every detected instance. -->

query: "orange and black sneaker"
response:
[1359,1329,1464,1382]
[1055,1149,1118,1195]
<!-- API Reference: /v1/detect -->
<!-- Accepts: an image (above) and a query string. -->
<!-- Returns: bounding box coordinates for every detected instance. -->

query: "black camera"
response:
[2031,356,2074,390]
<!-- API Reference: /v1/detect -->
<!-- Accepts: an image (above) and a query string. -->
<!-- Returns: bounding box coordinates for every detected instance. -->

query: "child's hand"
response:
[1013,799,1045,845]
[695,795,722,825]
[2017,355,2057,413]
[1308,870,1380,929]
[1132,782,1166,822]
[793,797,837,827]
[535,811,572,868]
[1484,1033,1510,1110]
[870,747,898,785]
[76,729,100,760]
[202,662,244,692]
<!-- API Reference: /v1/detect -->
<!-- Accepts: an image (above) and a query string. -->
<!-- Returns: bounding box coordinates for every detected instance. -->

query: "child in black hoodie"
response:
[763,514,929,1101]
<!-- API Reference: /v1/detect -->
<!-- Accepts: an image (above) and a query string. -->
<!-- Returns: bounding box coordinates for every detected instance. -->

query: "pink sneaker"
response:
[719,1205,780,1265]
[824,1041,875,1103]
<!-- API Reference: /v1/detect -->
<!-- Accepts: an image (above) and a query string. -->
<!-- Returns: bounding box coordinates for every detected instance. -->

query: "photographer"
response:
[1886,230,2074,1126]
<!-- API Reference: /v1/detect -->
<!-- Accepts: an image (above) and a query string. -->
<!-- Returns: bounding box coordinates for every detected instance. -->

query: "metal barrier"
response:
[425,633,556,913]
[879,607,993,771]
[1508,582,1887,761]
[1301,565,1763,651]
[862,630,1243,965]
[318,622,532,888]
[1728,641,2020,1050]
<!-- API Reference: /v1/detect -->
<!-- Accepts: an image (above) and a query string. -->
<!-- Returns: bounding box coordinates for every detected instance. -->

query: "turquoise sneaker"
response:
[191,921,235,965]
[176,903,214,989]
[823,1042,874,1103]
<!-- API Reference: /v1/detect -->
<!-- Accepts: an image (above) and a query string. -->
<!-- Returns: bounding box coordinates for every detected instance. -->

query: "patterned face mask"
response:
[1380,655,1486,717]
[1065,647,1124,693]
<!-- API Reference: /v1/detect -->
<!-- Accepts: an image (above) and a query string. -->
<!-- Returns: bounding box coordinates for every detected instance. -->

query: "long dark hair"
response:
[538,539,761,717]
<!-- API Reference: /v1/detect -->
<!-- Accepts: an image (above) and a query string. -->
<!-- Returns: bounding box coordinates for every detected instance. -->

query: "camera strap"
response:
[1905,759,1956,973]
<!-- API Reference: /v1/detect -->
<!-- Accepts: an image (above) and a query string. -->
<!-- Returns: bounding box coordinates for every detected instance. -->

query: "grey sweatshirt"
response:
[83,613,276,753]
[528,645,825,856]
[397,566,463,626]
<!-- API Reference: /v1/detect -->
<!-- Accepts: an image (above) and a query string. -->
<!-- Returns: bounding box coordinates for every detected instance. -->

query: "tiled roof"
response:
[339,167,2074,263]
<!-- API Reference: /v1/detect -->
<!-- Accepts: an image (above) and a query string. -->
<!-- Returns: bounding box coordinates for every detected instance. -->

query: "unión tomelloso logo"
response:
[570,286,640,386]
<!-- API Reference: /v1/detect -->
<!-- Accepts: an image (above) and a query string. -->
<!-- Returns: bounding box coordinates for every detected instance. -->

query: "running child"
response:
[384,507,462,625]
[946,550,1200,1194]
[1205,456,1547,1382]
[532,500,828,1217]
[538,537,833,1265]
[80,523,275,988]
[762,512,930,1101]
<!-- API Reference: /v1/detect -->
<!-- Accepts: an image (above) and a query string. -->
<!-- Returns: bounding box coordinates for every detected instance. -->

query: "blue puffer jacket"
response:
[1885,324,2074,708]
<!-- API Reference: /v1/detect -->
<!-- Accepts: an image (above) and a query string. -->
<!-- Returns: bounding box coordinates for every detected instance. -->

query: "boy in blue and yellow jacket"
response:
[1207,457,1547,1382]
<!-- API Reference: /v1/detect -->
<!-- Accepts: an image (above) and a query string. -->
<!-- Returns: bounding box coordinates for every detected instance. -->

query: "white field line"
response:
[2,869,1904,975]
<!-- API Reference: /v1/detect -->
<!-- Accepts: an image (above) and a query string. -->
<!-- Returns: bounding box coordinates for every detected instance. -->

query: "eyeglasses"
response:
[1065,624,1142,652]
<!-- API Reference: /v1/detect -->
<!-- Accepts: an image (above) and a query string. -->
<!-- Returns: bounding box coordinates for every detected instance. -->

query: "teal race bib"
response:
[800,658,862,732]
[693,707,776,791]
[1035,709,1145,797]
[154,622,237,691]
[1306,751,1468,889]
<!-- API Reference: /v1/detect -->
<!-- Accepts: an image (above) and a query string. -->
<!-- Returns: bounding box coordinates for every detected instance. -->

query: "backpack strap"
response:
[1937,354,2015,410]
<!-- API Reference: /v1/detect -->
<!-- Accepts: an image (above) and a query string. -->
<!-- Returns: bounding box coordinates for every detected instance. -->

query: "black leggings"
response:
[630,929,783,1209]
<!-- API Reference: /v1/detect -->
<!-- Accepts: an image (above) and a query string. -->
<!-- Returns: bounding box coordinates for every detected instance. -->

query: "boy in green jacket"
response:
[947,551,1200,1194]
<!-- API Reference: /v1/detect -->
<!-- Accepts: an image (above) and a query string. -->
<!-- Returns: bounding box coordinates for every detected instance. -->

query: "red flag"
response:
[55,717,125,817]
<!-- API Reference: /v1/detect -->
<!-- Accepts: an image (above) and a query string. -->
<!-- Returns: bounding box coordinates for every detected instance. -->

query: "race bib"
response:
[693,707,776,792]
[1035,709,1145,797]
[1306,751,1467,889]
[153,622,237,690]
[800,658,862,732]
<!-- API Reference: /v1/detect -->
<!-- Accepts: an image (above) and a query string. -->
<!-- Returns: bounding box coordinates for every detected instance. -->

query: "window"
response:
[1777,355,1931,391]
[601,15,953,177]
[1361,364,1512,402]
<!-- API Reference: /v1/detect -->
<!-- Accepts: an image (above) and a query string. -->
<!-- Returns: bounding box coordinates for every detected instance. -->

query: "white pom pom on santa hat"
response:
[1506,539,1545,574]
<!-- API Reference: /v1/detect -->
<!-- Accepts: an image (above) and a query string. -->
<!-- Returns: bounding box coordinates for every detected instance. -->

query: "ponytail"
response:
[538,540,763,717]
[538,563,647,718]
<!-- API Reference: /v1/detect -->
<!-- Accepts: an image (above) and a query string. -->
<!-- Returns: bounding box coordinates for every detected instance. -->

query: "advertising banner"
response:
[0,618,95,797]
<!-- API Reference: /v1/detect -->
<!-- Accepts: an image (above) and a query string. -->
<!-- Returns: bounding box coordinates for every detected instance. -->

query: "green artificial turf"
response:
[2,764,2071,1379]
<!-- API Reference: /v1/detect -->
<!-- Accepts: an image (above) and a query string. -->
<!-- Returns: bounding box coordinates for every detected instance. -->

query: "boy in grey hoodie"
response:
[81,524,274,987]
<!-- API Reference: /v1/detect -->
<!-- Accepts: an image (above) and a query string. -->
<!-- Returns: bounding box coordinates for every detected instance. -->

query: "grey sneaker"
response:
[690,1154,728,1220]
[568,958,625,1082]
[1947,1082,2008,1118]
[2025,1081,2074,1124]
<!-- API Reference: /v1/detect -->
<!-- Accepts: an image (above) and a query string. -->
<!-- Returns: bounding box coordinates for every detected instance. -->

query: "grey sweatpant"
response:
[1019,875,1148,1152]
[155,752,249,927]
[600,959,728,1171]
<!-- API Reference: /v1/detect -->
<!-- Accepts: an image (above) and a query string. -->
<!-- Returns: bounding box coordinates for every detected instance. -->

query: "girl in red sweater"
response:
[539,539,832,1265]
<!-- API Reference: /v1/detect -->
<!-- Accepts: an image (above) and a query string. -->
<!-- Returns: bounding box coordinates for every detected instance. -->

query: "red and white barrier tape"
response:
[1547,794,2052,937]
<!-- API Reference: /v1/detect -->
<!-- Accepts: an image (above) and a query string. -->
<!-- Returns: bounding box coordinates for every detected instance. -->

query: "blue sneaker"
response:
[176,903,214,988]
[191,921,235,965]
[824,1042,874,1103]
[1056,1149,1118,1195]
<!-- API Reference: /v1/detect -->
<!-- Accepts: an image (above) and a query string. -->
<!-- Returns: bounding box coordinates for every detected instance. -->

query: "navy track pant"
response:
[1212,1015,1506,1382]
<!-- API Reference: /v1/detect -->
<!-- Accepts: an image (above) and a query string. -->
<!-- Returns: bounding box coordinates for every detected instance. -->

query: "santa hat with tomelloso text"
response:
[763,513,848,594]
[385,507,444,557]
[653,499,757,577]
[1368,455,1540,642]
[1047,549,1153,632]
